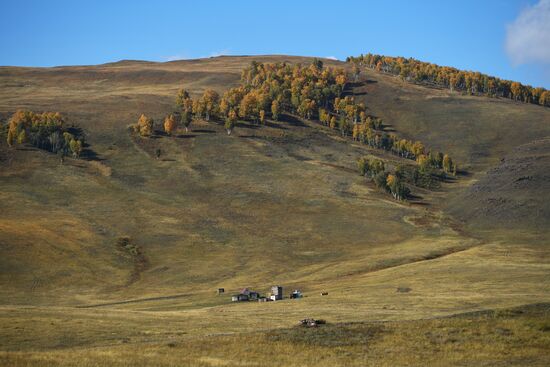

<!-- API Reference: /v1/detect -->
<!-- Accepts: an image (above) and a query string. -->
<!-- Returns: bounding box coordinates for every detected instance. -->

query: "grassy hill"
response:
[0,55,549,365]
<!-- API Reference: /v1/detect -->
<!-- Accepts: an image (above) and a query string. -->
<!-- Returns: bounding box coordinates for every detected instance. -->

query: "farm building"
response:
[241,288,259,300]
[271,285,283,300]
[232,294,249,302]
[232,288,260,302]
[217,288,225,295]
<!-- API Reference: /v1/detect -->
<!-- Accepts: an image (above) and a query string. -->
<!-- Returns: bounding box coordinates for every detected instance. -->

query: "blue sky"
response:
[1,0,549,88]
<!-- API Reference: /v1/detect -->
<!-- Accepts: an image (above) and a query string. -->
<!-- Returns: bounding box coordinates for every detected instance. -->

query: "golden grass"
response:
[1,304,548,367]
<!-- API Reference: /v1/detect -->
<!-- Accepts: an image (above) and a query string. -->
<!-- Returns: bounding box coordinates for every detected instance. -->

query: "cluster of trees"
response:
[5,110,83,157]
[347,53,550,107]
[357,157,410,200]
[166,59,349,135]
[174,88,221,132]
[394,164,441,190]
[356,149,457,200]
[417,151,456,175]
[133,88,225,138]
[217,59,347,129]
[318,96,371,136]
[350,122,457,174]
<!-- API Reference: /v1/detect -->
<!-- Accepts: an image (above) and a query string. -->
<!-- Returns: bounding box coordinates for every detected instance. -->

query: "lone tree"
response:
[134,114,154,137]
[164,114,177,136]
[225,109,237,135]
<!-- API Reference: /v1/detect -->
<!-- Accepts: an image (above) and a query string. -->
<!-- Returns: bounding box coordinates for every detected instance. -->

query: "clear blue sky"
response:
[1,0,549,88]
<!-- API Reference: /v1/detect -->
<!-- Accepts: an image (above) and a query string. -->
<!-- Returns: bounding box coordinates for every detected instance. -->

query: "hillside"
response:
[449,137,550,237]
[1,55,549,366]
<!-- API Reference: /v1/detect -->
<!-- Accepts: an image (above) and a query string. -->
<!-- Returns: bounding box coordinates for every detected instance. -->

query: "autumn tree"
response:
[259,110,265,125]
[386,174,409,200]
[374,171,388,190]
[239,93,259,122]
[17,130,27,144]
[69,138,82,158]
[338,115,350,136]
[442,154,454,174]
[417,154,430,172]
[219,98,230,117]
[357,157,369,176]
[225,109,237,135]
[193,99,206,120]
[202,89,220,121]
[271,99,280,121]
[510,82,522,101]
[181,110,192,132]
[164,114,177,136]
[134,114,154,137]
[175,89,190,110]
[329,116,337,129]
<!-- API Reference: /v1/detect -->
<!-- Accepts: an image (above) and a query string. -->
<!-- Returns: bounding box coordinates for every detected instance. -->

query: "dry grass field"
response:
[1,55,549,365]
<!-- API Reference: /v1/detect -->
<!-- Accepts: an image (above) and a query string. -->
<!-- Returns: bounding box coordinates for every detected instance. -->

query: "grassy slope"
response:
[351,68,550,240]
[352,69,550,171]
[449,137,550,237]
[0,55,549,365]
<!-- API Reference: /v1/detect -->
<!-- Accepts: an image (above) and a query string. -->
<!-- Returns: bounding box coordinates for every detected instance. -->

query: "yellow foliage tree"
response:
[164,114,177,136]
[135,114,154,137]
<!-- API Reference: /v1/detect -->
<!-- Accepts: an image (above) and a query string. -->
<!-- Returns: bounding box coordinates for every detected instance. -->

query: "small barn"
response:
[232,294,249,302]
[232,288,260,302]
[240,288,260,300]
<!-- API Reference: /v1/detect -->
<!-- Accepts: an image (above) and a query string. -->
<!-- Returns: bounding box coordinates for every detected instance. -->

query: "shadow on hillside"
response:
[236,122,261,129]
[176,134,197,139]
[281,114,307,127]
[264,121,288,130]
[381,124,396,132]
[347,81,367,88]
[81,148,104,161]
[193,129,216,133]
[407,193,424,201]
[16,147,39,152]
[455,169,471,177]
